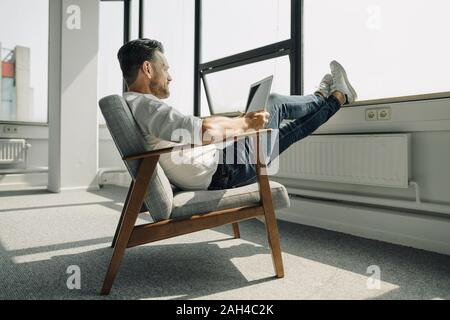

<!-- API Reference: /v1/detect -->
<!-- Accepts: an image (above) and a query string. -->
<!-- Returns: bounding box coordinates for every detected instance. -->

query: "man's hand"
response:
[244,110,270,130]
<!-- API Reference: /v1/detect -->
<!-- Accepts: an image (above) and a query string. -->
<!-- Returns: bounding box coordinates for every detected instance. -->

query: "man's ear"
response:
[142,61,153,78]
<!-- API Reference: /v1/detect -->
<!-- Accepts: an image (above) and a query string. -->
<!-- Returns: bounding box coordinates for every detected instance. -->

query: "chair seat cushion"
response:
[170,181,290,220]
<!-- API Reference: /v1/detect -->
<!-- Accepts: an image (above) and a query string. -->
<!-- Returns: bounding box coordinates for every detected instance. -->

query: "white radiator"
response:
[0,139,30,167]
[273,134,411,188]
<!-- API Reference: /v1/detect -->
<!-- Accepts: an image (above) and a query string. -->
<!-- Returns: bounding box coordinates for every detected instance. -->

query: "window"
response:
[98,0,125,124]
[202,56,290,115]
[198,0,293,116]
[303,0,450,102]
[0,0,48,123]
[144,0,195,115]
[201,0,290,62]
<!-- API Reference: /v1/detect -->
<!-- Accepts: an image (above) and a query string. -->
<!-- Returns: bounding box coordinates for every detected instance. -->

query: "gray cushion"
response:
[171,181,290,220]
[99,95,173,222]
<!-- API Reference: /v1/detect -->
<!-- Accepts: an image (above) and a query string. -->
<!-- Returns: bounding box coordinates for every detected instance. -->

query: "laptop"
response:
[245,75,274,113]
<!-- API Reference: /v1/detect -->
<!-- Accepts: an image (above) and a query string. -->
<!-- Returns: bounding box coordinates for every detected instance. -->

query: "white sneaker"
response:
[315,73,333,98]
[330,60,358,104]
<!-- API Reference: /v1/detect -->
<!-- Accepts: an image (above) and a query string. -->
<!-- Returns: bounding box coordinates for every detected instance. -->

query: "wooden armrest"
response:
[122,128,273,161]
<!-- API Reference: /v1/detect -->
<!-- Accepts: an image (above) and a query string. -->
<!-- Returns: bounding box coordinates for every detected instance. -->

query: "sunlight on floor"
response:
[204,230,401,300]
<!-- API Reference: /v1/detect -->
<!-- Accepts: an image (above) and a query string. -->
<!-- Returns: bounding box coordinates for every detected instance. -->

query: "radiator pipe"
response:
[287,187,450,216]
[409,181,421,203]
[97,167,127,188]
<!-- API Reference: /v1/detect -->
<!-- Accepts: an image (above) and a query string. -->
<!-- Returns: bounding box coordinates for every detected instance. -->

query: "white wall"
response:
[272,131,450,204]
[272,98,450,205]
[269,98,450,255]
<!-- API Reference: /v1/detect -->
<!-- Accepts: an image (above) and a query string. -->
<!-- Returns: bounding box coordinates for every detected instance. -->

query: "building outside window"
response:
[0,0,48,124]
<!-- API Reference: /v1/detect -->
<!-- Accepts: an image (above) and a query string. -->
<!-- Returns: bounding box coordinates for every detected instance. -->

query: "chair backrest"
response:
[99,95,173,221]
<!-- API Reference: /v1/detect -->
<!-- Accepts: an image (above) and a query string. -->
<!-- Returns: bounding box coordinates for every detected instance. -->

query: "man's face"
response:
[148,51,172,99]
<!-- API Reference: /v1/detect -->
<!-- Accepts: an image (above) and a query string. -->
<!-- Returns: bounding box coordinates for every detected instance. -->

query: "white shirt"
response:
[124,92,219,190]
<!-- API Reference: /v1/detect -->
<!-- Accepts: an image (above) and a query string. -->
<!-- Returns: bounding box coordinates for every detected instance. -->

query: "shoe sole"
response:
[332,61,358,102]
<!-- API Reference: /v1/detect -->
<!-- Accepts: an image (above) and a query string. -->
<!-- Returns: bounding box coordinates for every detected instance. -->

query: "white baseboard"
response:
[59,185,100,192]
[0,173,48,191]
[0,173,100,192]
[277,197,450,256]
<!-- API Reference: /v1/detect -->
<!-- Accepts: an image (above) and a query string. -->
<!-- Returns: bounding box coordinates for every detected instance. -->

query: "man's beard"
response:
[158,86,170,99]
[149,80,169,99]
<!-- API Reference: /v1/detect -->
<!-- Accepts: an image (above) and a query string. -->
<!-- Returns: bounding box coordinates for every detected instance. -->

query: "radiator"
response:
[0,139,30,167]
[273,134,411,188]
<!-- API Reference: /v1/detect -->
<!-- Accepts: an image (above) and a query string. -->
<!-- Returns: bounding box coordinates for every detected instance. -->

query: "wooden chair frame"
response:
[101,129,284,295]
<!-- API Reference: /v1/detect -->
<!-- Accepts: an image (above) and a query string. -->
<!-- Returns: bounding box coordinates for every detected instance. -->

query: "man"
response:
[117,39,357,191]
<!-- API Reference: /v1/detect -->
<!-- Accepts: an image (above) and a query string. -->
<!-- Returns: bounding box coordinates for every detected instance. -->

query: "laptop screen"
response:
[245,75,273,113]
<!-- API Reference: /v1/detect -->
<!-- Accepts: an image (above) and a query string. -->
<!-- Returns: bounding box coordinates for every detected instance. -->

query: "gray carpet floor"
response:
[0,185,449,300]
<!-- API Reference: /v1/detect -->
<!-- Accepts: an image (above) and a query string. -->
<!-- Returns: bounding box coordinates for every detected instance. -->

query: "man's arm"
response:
[131,96,269,145]
[201,111,270,144]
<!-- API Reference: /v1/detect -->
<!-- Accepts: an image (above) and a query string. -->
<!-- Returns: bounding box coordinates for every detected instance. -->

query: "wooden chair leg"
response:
[255,133,284,278]
[232,223,240,238]
[262,205,284,278]
[111,181,134,248]
[101,157,158,295]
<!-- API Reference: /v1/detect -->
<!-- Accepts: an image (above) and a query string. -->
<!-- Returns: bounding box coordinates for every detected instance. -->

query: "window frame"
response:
[195,0,450,115]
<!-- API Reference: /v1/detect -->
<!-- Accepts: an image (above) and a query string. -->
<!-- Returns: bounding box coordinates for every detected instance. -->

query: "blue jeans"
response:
[207,93,341,190]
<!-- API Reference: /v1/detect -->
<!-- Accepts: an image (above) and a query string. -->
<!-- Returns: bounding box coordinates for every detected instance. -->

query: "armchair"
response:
[98,95,290,295]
